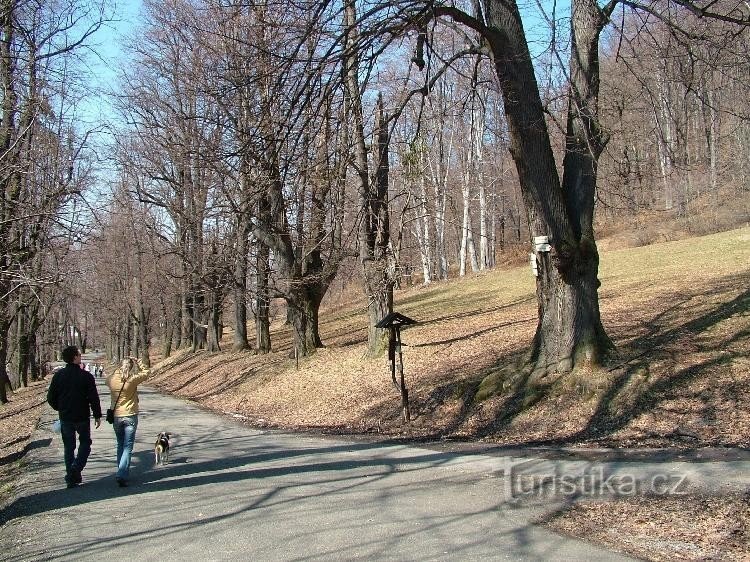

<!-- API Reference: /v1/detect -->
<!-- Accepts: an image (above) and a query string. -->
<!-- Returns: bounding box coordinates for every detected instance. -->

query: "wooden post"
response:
[388,327,399,392]
[396,327,410,422]
[375,312,417,424]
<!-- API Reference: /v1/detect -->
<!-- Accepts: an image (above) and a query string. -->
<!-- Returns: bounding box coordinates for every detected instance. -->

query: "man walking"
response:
[47,346,102,488]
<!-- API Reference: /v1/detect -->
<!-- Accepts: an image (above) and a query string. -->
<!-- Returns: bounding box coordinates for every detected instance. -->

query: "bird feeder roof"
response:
[375,312,418,329]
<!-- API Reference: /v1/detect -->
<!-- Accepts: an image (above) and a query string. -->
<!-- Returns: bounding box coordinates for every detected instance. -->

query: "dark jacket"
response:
[47,364,102,422]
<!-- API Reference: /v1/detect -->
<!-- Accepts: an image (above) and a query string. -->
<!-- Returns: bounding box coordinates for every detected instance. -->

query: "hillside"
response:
[149,226,750,449]
[2,227,748,562]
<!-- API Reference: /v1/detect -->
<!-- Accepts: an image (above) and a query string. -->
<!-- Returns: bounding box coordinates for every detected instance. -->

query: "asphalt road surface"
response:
[2,379,747,561]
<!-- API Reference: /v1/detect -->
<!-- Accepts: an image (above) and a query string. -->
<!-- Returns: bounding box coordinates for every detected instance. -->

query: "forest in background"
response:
[1,0,748,402]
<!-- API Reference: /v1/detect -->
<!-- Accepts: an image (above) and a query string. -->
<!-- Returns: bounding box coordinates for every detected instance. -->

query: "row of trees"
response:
[0,0,109,402]
[84,0,749,374]
[2,0,747,402]
[598,8,750,216]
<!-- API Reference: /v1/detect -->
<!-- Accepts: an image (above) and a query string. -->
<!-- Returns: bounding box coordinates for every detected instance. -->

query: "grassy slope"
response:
[149,226,750,448]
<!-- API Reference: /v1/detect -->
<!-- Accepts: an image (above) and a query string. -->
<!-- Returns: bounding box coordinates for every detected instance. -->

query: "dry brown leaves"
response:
[546,493,750,561]
[148,228,750,449]
[144,227,750,561]
[0,381,48,511]
[0,228,747,560]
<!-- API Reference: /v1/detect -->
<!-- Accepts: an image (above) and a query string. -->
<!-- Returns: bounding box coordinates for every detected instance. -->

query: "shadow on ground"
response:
[360,272,750,449]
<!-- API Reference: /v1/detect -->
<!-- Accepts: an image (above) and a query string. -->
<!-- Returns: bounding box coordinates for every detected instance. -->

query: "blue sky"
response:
[76,1,142,203]
[78,0,142,126]
[79,0,567,124]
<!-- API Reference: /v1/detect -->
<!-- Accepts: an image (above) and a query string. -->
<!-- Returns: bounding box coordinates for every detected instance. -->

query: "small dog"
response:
[154,432,171,466]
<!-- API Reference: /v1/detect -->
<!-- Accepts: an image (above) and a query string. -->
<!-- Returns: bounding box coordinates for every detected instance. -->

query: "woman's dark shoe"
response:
[116,478,128,487]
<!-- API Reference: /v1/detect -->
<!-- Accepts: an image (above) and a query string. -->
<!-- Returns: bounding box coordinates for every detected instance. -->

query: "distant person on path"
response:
[105,357,151,487]
[46,346,102,489]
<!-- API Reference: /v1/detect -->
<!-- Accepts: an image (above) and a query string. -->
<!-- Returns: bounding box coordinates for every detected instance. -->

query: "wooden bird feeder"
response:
[376,312,417,422]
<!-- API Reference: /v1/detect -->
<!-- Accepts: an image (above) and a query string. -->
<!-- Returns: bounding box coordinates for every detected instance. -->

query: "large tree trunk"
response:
[252,144,331,359]
[344,4,394,355]
[546,0,613,372]
[255,243,271,354]
[232,285,249,351]
[0,316,12,403]
[16,303,29,388]
[363,259,394,354]
[138,303,150,367]
[531,249,609,375]
[0,2,18,399]
[363,96,395,356]
[287,288,323,358]
[288,302,308,360]
[206,289,222,353]
[232,214,251,352]
[465,0,613,376]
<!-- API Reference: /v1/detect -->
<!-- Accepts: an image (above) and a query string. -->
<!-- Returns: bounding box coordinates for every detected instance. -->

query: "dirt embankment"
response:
[148,228,750,451]
[0,382,48,514]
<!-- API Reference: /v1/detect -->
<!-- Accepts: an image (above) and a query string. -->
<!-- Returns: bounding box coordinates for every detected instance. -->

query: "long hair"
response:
[119,358,138,383]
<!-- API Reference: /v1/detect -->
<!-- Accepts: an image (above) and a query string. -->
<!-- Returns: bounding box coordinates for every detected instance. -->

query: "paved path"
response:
[1,380,748,561]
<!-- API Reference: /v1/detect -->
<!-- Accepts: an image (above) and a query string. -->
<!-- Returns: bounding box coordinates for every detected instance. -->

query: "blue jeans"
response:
[60,420,92,481]
[113,415,138,480]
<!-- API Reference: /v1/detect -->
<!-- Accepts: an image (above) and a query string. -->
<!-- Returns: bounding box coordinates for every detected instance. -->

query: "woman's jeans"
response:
[113,415,138,480]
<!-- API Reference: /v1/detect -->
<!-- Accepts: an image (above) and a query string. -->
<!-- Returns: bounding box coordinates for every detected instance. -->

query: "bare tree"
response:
[344,0,748,380]
[598,11,750,219]
[343,1,397,356]
[0,0,108,401]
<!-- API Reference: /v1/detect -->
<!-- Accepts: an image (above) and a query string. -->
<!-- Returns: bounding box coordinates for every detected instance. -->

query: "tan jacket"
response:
[105,360,151,417]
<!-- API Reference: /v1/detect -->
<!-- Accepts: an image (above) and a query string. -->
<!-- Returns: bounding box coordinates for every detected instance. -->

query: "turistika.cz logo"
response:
[504,464,688,499]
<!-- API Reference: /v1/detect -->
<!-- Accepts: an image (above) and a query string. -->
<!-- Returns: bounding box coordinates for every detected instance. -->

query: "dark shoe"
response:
[65,469,81,488]
[116,478,128,487]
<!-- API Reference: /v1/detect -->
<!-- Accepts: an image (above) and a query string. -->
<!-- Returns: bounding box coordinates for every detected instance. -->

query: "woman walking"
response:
[105,357,151,487]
